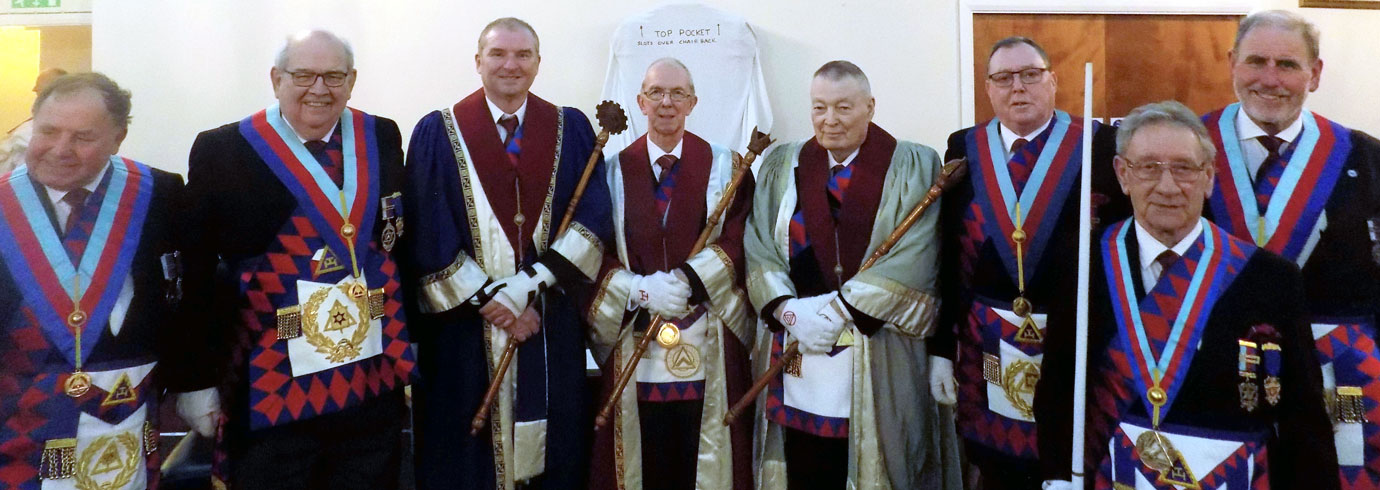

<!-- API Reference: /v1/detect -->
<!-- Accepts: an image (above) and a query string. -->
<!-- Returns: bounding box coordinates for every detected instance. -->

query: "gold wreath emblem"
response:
[74,431,141,490]
[1002,359,1041,420]
[301,283,372,363]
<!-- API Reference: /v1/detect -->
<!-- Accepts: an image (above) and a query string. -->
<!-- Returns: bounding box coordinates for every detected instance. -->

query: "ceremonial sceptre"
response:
[469,101,628,436]
[593,128,775,431]
[1071,62,1094,490]
[723,156,969,425]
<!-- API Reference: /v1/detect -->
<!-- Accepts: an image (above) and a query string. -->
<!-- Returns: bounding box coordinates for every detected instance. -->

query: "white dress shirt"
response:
[1235,109,1304,181]
[487,96,529,143]
[42,162,135,335]
[647,138,684,181]
[999,116,1053,161]
[1134,218,1204,292]
[829,147,860,170]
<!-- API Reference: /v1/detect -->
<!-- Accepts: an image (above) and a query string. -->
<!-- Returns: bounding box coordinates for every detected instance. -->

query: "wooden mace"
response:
[469,101,629,436]
[593,128,775,431]
[722,157,968,426]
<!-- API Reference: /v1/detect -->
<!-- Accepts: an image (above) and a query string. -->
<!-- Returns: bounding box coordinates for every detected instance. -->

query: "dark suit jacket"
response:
[1035,221,1339,489]
[0,166,207,391]
[177,116,405,410]
[1206,129,1380,319]
[931,120,1127,360]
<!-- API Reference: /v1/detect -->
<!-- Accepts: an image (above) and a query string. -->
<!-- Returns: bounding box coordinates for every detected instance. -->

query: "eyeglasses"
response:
[1121,159,1209,183]
[642,89,693,102]
[284,70,350,87]
[987,67,1048,87]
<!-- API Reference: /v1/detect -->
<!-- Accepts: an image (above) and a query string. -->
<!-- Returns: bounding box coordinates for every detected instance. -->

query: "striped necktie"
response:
[1253,136,1287,213]
[1008,137,1035,193]
[61,188,93,262]
[499,114,521,166]
[654,154,678,225]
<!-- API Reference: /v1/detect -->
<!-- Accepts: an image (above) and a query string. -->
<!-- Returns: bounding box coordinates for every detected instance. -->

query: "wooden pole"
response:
[593,129,775,430]
[723,157,968,425]
[470,101,628,436]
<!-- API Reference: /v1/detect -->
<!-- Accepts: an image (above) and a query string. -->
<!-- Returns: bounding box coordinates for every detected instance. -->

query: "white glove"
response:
[482,263,556,315]
[778,292,844,354]
[818,295,854,328]
[1042,480,1072,490]
[929,355,957,406]
[630,271,692,319]
[176,387,221,438]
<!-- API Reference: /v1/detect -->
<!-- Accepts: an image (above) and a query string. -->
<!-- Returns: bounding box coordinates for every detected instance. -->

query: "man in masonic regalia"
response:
[180,30,417,489]
[586,57,755,490]
[743,60,961,490]
[1037,101,1338,489]
[926,36,1125,490]
[1199,10,1380,488]
[401,17,612,490]
[0,73,204,490]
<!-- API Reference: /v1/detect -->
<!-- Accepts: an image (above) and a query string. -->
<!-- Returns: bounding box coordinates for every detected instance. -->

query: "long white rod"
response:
[1070,61,1094,489]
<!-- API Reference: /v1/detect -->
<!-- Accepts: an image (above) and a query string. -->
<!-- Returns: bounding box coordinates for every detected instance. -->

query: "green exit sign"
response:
[12,0,62,7]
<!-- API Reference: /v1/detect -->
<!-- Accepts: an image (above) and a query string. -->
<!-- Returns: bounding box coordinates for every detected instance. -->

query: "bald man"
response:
[181,30,416,489]
[586,58,755,490]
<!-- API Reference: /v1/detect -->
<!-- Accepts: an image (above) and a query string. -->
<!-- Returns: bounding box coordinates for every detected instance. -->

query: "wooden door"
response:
[973,14,1241,122]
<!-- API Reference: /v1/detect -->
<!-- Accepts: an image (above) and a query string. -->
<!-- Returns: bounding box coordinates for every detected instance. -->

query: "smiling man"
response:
[586,58,755,490]
[401,17,611,490]
[1198,11,1380,488]
[928,36,1126,490]
[180,30,416,489]
[744,60,960,489]
[1037,100,1337,489]
[0,73,203,490]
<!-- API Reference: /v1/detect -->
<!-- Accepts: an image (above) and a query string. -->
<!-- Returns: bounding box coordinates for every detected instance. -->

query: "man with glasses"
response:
[745,60,961,490]
[401,17,611,490]
[586,58,754,490]
[1197,11,1380,488]
[180,30,416,489]
[928,36,1124,489]
[1036,100,1336,489]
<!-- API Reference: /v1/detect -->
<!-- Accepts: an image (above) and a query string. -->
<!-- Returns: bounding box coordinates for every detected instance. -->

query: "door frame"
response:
[958,0,1253,126]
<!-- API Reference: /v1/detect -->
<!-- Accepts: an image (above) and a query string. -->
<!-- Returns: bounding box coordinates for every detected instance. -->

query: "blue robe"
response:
[402,89,612,490]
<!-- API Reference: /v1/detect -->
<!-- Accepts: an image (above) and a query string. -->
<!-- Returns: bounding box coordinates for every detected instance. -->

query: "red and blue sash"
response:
[966,111,1083,286]
[0,157,153,369]
[1205,104,1351,263]
[239,105,380,273]
[1103,218,1251,421]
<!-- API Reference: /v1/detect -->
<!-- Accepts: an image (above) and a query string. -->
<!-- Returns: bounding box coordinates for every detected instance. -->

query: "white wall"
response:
[94,0,1378,176]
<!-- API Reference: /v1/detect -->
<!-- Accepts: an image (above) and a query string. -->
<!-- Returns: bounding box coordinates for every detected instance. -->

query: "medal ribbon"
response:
[1104,218,1243,423]
[1207,104,1350,261]
[969,110,1082,285]
[0,157,152,366]
[240,106,380,279]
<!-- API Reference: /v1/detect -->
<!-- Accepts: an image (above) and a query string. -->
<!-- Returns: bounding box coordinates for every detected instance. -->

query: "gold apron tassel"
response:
[276,305,302,340]
[368,288,387,320]
[1338,386,1367,424]
[983,353,1002,384]
[40,438,77,480]
[784,351,804,378]
[144,421,159,455]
